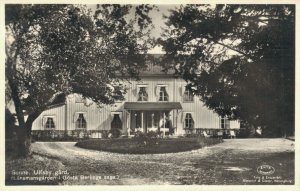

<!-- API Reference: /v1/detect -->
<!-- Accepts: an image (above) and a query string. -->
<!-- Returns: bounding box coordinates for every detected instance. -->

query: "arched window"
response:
[45,117,55,129]
[76,113,87,129]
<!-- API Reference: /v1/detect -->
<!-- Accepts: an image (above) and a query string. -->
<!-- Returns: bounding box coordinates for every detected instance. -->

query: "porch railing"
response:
[31,130,109,141]
[184,128,239,138]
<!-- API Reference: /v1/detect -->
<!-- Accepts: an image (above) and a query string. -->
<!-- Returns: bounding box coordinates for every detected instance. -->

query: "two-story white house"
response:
[32,56,240,138]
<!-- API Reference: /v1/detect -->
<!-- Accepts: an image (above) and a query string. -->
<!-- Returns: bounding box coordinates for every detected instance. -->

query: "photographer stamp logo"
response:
[257,165,275,175]
[242,164,293,184]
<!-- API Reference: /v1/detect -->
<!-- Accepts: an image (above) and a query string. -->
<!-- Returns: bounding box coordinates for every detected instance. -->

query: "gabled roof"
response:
[140,54,176,77]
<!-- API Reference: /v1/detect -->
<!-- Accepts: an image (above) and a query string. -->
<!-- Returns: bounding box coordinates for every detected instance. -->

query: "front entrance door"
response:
[130,111,172,134]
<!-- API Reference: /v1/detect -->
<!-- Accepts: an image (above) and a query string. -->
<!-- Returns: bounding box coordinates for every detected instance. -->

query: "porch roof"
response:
[124,102,182,110]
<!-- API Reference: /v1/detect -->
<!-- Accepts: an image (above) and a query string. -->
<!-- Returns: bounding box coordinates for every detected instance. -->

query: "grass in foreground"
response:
[5,140,294,185]
[5,154,65,185]
[190,151,294,185]
[75,137,223,154]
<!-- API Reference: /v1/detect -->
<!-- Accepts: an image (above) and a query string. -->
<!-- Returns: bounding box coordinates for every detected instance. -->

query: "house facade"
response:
[32,61,240,138]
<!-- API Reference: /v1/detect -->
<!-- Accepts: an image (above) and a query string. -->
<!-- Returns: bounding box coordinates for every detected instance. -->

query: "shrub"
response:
[134,131,159,139]
[109,128,121,138]
[75,137,223,154]
[133,131,161,147]
[101,130,109,138]
[146,130,161,138]
[186,133,200,138]
[169,127,175,135]
[133,130,145,138]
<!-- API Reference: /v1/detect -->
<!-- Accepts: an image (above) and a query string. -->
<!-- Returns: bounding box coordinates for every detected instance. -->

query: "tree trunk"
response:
[16,123,32,158]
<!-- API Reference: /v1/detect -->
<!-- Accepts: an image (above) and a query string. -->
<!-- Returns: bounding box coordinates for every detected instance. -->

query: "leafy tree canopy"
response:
[160,4,295,136]
[5,4,155,156]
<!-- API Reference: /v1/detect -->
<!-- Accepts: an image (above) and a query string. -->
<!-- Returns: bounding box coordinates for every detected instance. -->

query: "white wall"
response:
[32,77,240,134]
[32,105,66,131]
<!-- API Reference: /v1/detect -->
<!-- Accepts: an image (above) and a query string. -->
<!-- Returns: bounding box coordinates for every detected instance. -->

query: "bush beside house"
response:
[75,133,223,154]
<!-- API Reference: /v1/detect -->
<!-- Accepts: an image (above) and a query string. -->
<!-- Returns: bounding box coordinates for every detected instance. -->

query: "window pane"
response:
[76,114,87,128]
[183,89,194,101]
[45,117,55,128]
[185,113,194,129]
[159,87,169,101]
[221,117,229,129]
[138,87,148,101]
[225,119,230,129]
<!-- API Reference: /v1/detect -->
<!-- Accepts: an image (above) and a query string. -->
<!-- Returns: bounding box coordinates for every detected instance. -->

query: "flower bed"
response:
[75,137,223,154]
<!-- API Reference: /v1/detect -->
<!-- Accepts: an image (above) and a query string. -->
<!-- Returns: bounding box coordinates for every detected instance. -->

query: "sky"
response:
[85,4,179,53]
[86,4,178,38]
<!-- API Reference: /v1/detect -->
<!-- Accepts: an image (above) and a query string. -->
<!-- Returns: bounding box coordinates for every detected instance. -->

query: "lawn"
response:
[5,139,294,185]
[191,150,294,184]
[75,137,223,154]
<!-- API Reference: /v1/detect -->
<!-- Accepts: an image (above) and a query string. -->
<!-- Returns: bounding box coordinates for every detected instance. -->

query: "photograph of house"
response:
[4,3,295,187]
[32,57,240,138]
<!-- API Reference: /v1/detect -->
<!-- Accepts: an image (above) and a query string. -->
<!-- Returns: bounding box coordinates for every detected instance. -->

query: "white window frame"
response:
[42,115,56,130]
[74,112,87,129]
[183,87,194,102]
[137,84,149,102]
[182,112,195,129]
[220,117,230,129]
[157,85,169,102]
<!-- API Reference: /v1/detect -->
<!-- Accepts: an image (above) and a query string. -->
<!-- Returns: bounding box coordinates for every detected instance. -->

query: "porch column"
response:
[159,111,161,132]
[163,112,165,137]
[127,111,131,136]
[175,109,178,135]
[134,112,137,130]
[151,113,154,128]
[141,111,144,132]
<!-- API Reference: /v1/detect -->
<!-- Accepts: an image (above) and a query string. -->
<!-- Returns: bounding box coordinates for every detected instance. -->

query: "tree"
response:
[5,4,155,157]
[160,5,294,137]
[5,108,16,139]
